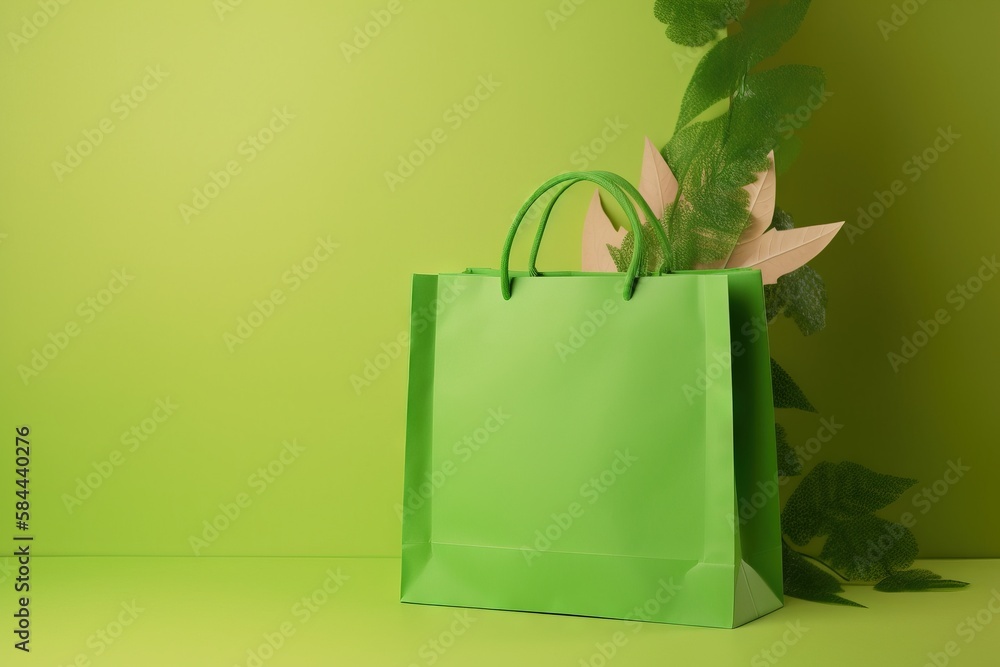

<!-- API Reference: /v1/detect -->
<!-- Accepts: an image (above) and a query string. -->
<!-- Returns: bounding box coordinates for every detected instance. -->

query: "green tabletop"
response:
[4,557,998,666]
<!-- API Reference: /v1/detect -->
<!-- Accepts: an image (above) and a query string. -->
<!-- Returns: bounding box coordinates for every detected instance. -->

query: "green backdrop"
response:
[0,0,995,559]
[763,0,999,558]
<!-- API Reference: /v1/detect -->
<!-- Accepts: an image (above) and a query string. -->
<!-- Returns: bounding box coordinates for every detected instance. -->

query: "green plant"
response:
[644,0,967,605]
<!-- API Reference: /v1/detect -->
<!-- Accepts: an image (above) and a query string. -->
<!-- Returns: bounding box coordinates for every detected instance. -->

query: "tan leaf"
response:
[725,221,845,284]
[581,190,626,272]
[637,136,678,224]
[737,150,777,246]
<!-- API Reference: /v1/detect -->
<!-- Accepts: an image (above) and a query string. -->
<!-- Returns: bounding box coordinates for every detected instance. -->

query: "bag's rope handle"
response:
[526,171,672,276]
[501,172,647,301]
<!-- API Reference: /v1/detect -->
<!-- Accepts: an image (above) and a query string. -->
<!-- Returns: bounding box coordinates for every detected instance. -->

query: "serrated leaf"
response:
[726,64,827,159]
[581,190,626,272]
[653,0,747,47]
[726,221,844,284]
[736,151,776,247]
[781,461,835,545]
[607,235,631,274]
[770,206,796,232]
[775,132,803,175]
[664,114,766,269]
[782,461,918,546]
[761,208,829,334]
[775,423,802,477]
[637,137,679,222]
[821,515,918,581]
[830,461,918,517]
[774,265,828,335]
[782,542,865,607]
[673,0,812,131]
[771,358,816,412]
[874,569,969,592]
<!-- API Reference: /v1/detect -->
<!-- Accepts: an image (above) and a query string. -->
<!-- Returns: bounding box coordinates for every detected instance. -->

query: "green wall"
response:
[0,0,694,557]
[766,0,999,557]
[1,0,993,559]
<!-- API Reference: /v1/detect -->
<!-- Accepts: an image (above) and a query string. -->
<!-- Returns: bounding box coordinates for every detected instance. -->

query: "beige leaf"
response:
[581,190,626,272]
[637,136,678,224]
[725,221,845,284]
[737,150,777,246]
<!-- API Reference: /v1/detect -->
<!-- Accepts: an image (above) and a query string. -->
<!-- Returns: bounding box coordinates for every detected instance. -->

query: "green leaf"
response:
[770,206,796,232]
[662,114,767,269]
[653,0,747,48]
[821,515,918,581]
[782,461,918,546]
[781,461,836,544]
[775,131,803,174]
[782,542,865,607]
[762,208,829,334]
[874,569,970,592]
[659,67,825,271]
[726,64,827,157]
[674,0,813,132]
[775,423,802,477]
[607,222,667,274]
[777,266,828,335]
[771,358,816,412]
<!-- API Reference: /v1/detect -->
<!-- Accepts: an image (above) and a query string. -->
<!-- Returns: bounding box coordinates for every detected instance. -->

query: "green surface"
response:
[0,0,691,557]
[760,0,1000,557]
[1,557,998,665]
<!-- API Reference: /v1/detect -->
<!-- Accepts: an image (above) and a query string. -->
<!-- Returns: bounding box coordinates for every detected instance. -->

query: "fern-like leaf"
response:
[653,0,747,48]
[771,358,816,412]
[874,569,969,592]
[674,0,813,132]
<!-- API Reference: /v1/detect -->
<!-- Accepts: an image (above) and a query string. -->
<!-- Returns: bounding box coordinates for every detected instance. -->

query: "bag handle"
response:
[526,171,672,277]
[501,171,650,301]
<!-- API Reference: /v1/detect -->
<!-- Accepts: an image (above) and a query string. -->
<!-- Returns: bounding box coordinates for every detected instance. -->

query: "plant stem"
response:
[782,537,852,583]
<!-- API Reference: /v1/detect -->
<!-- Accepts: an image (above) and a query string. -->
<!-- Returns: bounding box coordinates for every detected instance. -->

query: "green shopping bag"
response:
[400,170,782,628]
